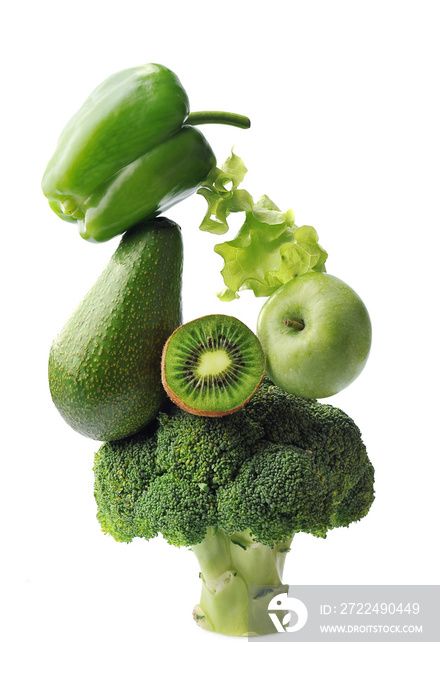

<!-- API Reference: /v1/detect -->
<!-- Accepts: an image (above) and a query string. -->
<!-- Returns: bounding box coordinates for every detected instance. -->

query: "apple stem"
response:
[285,318,305,331]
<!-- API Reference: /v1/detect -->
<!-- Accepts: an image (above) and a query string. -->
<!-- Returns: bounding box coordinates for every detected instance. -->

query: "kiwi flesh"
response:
[161,314,266,417]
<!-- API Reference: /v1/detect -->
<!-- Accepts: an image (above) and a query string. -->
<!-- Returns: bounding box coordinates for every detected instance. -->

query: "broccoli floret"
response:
[93,377,374,636]
[93,421,160,543]
[135,473,217,547]
[217,442,331,544]
[155,407,264,487]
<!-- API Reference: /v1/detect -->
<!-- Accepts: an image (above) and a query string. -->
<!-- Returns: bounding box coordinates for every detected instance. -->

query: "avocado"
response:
[48,217,183,441]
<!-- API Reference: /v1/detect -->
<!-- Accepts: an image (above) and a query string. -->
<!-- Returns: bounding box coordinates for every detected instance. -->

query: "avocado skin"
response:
[48,217,183,441]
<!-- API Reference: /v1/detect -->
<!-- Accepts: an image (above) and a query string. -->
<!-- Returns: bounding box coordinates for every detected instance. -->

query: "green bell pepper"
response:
[42,63,250,242]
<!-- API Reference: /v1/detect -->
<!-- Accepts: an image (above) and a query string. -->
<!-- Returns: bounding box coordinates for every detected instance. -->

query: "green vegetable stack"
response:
[44,62,374,637]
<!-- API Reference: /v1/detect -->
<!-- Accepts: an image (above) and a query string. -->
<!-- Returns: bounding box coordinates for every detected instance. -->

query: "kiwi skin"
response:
[160,315,266,418]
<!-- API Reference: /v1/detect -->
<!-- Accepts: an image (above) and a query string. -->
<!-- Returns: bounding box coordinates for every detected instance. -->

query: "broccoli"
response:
[94,377,374,636]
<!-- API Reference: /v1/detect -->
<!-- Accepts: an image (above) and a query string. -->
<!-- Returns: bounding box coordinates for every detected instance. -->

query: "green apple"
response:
[257,272,372,399]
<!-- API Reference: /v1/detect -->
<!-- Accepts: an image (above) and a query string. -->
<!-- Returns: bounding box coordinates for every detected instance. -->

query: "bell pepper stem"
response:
[186,111,251,129]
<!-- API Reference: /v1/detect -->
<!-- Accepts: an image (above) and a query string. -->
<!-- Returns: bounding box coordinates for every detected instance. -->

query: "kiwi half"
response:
[161,314,266,417]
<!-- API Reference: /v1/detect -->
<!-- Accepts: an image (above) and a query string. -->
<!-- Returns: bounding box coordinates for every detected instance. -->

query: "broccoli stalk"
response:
[93,378,374,636]
[192,528,292,636]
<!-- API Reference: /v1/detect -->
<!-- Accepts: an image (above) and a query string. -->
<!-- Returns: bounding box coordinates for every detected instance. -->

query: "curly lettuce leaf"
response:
[277,225,328,283]
[214,198,296,298]
[198,151,252,234]
[198,153,327,299]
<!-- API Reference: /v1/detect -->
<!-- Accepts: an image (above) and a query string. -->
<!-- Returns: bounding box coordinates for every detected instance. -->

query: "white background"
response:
[2,1,439,697]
